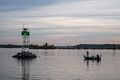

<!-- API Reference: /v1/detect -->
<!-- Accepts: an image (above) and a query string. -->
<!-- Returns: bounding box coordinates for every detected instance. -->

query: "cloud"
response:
[0,0,120,45]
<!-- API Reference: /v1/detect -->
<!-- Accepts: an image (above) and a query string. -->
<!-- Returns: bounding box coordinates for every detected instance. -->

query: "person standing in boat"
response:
[87,51,89,57]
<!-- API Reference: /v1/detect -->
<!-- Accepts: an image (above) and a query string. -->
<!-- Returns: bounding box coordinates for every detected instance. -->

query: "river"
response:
[0,48,120,80]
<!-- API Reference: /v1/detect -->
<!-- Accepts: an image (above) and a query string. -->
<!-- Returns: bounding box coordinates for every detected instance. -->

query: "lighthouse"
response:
[21,27,30,52]
[12,27,37,59]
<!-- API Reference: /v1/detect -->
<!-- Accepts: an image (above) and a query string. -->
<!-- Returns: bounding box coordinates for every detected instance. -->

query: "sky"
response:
[0,0,120,46]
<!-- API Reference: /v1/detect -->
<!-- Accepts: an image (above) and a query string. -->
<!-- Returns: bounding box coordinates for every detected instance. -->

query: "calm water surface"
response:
[0,48,120,80]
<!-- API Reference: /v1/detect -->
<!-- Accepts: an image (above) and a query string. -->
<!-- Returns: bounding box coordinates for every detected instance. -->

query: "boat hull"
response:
[84,56,101,60]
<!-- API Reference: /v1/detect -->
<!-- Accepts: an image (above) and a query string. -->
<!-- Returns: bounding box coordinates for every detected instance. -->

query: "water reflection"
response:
[16,59,35,80]
[84,59,101,68]
[44,50,48,56]
[112,50,116,56]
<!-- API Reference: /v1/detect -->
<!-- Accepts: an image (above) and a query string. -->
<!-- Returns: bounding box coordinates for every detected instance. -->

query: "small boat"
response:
[84,51,101,61]
[12,51,37,59]
[84,56,101,60]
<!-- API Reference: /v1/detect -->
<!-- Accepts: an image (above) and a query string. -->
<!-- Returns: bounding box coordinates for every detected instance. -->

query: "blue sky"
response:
[0,0,120,45]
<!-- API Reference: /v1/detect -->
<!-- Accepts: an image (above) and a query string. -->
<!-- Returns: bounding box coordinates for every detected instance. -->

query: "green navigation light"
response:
[21,31,30,36]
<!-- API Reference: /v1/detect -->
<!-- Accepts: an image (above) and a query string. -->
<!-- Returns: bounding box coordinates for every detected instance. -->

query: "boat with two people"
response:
[84,51,101,61]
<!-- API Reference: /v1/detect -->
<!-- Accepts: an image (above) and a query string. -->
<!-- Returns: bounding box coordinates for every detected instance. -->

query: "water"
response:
[0,48,120,80]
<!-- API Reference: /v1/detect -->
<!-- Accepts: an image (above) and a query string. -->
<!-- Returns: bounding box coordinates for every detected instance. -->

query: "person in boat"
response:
[92,55,95,59]
[96,54,100,59]
[86,51,89,57]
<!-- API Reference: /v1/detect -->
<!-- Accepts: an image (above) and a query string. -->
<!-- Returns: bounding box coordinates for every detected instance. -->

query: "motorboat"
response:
[84,55,101,60]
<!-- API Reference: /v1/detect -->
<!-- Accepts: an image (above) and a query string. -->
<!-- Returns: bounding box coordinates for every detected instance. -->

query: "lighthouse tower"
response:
[21,27,30,52]
[12,26,36,59]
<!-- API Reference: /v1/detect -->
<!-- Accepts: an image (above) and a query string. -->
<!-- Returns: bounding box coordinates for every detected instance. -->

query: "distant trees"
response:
[29,42,56,49]
[75,44,120,49]
[1,43,120,49]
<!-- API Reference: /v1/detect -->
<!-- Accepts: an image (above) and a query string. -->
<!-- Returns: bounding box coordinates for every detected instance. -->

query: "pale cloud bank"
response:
[0,0,120,45]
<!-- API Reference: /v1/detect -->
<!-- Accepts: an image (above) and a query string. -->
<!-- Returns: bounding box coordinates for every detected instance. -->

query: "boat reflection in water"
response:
[17,59,35,80]
[84,51,101,68]
[84,58,101,68]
